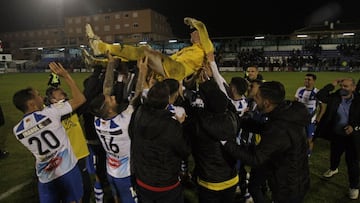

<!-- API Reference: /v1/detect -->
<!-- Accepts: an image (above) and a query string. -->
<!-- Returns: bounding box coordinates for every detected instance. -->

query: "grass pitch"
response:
[0,71,359,203]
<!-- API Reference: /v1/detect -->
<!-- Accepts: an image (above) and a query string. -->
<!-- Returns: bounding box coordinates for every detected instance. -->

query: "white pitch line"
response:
[0,179,32,201]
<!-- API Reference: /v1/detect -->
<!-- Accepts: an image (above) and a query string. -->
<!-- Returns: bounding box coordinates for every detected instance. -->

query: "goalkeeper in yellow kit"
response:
[85,17,214,82]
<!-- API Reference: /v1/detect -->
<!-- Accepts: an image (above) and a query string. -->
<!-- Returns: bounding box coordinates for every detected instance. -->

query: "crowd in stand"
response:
[215,46,360,72]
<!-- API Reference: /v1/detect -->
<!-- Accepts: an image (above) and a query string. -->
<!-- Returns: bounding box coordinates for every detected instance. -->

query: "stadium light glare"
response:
[343,32,355,36]
[168,39,177,43]
[139,41,147,45]
[297,34,308,38]
[254,36,265,40]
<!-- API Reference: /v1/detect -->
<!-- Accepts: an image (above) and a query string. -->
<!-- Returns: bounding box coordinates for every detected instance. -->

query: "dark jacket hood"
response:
[135,104,175,140]
[267,100,310,127]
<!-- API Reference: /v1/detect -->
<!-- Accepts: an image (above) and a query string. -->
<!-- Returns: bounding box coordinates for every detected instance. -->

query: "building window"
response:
[85,17,91,22]
[104,25,110,31]
[70,38,77,45]
[75,17,81,24]
[115,14,121,19]
[115,35,123,41]
[93,16,99,21]
[105,36,112,42]
[115,24,121,30]
[104,15,111,21]
[133,23,139,28]
[68,18,73,24]
[132,34,141,39]
[69,28,73,33]
[124,24,130,28]
[133,12,138,18]
[123,13,129,18]
[76,28,81,34]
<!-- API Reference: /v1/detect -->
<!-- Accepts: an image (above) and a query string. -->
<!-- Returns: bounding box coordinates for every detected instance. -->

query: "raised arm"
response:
[134,56,150,98]
[206,52,229,97]
[103,52,115,96]
[48,62,86,110]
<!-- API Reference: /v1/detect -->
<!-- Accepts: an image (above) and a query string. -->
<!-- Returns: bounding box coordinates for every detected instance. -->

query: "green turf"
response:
[0,71,359,203]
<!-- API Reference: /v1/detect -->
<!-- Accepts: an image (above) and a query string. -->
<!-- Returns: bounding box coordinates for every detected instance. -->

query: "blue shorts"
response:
[306,123,316,139]
[38,165,83,203]
[86,146,96,174]
[107,174,137,203]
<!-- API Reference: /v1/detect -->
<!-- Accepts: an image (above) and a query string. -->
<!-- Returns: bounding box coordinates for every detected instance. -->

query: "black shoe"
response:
[0,150,9,159]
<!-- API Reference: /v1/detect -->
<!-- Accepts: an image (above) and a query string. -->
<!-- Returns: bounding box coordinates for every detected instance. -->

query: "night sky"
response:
[0,0,359,38]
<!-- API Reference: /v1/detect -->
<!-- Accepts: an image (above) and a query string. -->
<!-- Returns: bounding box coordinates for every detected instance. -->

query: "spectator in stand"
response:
[244,66,264,83]
[315,77,360,200]
[12,62,86,202]
[294,73,325,157]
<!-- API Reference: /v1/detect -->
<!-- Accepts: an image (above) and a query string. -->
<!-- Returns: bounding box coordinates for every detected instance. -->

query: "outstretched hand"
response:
[137,56,149,72]
[48,62,69,78]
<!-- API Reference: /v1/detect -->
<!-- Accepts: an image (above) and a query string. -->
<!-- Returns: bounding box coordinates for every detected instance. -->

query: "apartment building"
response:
[0,8,174,60]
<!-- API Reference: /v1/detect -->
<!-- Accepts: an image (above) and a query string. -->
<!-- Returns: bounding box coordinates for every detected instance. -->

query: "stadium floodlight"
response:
[37,47,43,50]
[297,34,308,38]
[343,32,355,36]
[168,39,177,43]
[79,45,86,48]
[113,42,121,45]
[254,36,265,40]
[139,41,147,45]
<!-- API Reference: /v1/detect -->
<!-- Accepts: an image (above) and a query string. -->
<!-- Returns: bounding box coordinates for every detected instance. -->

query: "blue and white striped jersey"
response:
[94,105,133,178]
[13,102,77,183]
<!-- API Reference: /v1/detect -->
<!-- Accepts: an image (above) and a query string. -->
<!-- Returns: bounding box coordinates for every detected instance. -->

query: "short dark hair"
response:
[259,81,285,105]
[246,65,258,70]
[162,78,179,95]
[305,73,317,80]
[89,94,108,118]
[230,77,249,95]
[145,81,170,109]
[44,86,68,105]
[13,87,35,113]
